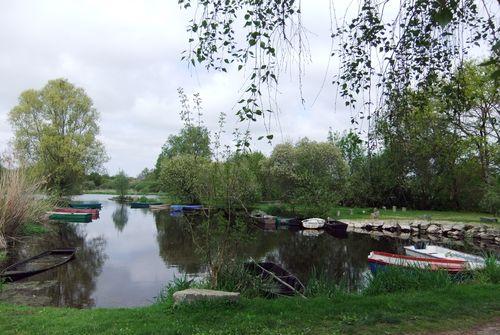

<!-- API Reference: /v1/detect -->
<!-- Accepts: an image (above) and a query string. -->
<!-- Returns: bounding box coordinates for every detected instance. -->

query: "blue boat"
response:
[170,205,203,212]
[130,202,150,208]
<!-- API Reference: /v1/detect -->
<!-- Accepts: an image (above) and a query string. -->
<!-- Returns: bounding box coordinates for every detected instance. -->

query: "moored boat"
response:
[48,212,92,223]
[404,245,486,270]
[0,248,76,282]
[367,251,467,274]
[325,218,348,232]
[69,202,102,210]
[130,202,150,208]
[244,261,305,296]
[275,217,301,227]
[171,204,203,212]
[149,204,170,211]
[54,208,99,220]
[301,218,325,229]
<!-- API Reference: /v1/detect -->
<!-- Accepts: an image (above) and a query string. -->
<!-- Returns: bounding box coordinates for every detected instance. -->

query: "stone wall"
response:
[343,220,500,247]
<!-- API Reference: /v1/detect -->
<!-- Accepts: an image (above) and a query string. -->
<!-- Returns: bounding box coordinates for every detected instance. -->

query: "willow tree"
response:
[9,79,107,194]
[178,0,498,141]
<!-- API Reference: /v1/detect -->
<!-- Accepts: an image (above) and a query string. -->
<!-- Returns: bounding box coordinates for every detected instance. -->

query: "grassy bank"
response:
[256,203,498,225]
[0,284,498,334]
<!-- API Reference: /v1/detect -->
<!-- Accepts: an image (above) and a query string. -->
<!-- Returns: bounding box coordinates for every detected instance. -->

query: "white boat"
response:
[368,251,466,273]
[301,218,325,229]
[404,245,485,270]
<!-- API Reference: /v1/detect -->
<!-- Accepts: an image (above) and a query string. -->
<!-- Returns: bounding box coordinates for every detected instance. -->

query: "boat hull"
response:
[302,218,325,229]
[49,212,92,223]
[69,203,102,209]
[54,208,99,220]
[367,251,467,274]
[244,262,305,296]
[130,202,150,208]
[0,248,76,282]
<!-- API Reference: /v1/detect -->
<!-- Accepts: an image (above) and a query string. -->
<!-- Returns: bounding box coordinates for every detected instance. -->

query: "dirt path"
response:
[430,319,500,335]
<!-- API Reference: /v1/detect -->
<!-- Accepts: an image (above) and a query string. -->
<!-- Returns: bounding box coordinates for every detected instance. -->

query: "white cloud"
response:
[0,0,397,175]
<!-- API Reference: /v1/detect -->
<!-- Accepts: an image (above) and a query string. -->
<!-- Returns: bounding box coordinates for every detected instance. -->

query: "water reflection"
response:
[1,194,497,308]
[112,205,128,232]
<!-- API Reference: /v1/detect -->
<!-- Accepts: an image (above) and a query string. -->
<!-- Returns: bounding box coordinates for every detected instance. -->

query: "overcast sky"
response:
[0,0,444,176]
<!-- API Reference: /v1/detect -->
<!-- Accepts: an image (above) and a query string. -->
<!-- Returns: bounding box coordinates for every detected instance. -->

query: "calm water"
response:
[0,194,493,308]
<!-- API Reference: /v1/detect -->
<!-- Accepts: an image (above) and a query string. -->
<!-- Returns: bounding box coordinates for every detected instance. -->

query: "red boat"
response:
[367,251,466,274]
[54,208,99,220]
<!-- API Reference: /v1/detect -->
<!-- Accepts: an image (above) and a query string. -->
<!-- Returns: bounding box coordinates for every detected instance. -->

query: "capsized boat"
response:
[404,245,486,270]
[69,202,102,209]
[244,261,305,296]
[367,251,467,274]
[48,212,92,223]
[54,208,99,220]
[301,218,325,229]
[0,248,76,282]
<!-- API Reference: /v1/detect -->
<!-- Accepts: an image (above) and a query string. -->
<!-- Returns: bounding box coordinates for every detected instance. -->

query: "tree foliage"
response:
[113,170,129,200]
[179,0,498,134]
[9,79,107,194]
[267,139,348,209]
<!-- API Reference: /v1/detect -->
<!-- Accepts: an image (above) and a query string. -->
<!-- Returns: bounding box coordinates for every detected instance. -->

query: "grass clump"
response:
[0,168,53,249]
[155,275,198,304]
[364,267,453,295]
[473,256,500,284]
[305,268,345,298]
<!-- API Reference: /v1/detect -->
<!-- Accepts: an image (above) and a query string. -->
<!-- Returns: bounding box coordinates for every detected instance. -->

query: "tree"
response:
[114,170,129,200]
[9,79,107,194]
[178,1,497,134]
[267,139,348,209]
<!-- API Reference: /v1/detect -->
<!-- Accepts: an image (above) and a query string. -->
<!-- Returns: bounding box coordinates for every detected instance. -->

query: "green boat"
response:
[69,202,102,209]
[49,212,92,223]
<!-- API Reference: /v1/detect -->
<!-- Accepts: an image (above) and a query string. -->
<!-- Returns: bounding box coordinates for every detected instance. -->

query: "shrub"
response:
[0,169,53,249]
[364,267,452,295]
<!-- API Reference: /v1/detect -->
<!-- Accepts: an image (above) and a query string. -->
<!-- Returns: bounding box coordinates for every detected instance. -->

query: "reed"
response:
[473,256,500,284]
[0,168,52,249]
[305,268,346,298]
[155,275,198,304]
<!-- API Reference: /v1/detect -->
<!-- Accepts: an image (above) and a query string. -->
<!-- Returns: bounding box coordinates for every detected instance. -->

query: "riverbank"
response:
[256,203,498,225]
[0,284,498,334]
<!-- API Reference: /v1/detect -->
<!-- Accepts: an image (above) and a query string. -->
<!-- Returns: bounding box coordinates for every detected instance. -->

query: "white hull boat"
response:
[404,245,486,270]
[301,218,325,229]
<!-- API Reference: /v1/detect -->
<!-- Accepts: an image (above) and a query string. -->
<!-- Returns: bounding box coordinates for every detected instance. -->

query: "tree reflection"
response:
[112,205,129,232]
[154,211,205,274]
[5,223,107,307]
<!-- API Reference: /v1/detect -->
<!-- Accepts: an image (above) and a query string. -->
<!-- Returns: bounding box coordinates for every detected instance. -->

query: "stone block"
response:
[173,289,240,305]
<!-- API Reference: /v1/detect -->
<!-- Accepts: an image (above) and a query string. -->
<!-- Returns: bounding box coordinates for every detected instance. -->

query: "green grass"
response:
[0,284,498,334]
[256,203,498,225]
[19,222,49,236]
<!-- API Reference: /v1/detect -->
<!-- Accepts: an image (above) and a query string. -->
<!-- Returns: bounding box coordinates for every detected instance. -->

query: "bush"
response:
[0,169,53,249]
[364,267,452,295]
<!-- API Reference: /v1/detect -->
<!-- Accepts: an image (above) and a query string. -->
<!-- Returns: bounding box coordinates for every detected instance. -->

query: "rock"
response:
[173,289,240,305]
[382,223,400,232]
[451,223,466,231]
[419,222,430,231]
[441,224,454,233]
[427,224,441,235]
[399,224,411,232]
[372,222,384,230]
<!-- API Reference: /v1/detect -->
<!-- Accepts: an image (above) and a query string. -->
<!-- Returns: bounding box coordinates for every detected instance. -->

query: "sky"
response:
[0,1,400,175]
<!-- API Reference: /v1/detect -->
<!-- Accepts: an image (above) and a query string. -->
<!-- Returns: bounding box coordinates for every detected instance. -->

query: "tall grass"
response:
[364,267,453,295]
[0,168,52,249]
[473,256,500,284]
[155,275,197,304]
[305,268,346,298]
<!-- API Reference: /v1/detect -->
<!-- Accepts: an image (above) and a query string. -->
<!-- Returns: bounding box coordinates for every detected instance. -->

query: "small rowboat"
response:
[367,251,466,274]
[48,212,92,223]
[149,204,170,211]
[0,248,76,282]
[69,202,102,210]
[404,245,486,270]
[130,202,150,208]
[171,204,203,212]
[301,218,325,229]
[244,261,305,296]
[325,218,348,232]
[275,217,301,227]
[54,208,99,220]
